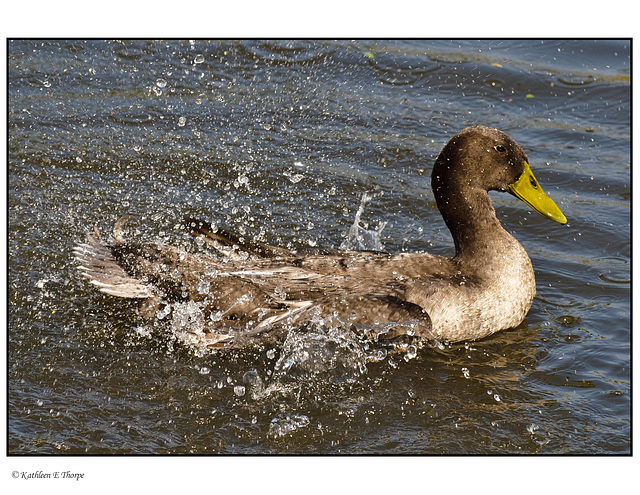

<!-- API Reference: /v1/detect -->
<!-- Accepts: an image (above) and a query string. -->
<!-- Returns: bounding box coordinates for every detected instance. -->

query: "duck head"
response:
[431,125,567,226]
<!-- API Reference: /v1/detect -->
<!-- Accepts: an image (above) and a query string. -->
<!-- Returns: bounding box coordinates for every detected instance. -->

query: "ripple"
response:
[555,315,583,328]
[113,43,150,61]
[367,53,440,86]
[109,104,162,126]
[597,257,630,284]
[535,294,580,309]
[599,271,630,284]
[556,75,597,86]
[239,40,335,65]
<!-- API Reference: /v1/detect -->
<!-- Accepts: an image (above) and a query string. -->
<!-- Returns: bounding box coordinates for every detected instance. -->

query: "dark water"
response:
[8,40,630,459]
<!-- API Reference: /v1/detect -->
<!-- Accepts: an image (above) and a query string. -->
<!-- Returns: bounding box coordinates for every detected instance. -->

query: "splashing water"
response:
[340,192,387,251]
[272,316,370,384]
[127,191,416,389]
[268,412,311,438]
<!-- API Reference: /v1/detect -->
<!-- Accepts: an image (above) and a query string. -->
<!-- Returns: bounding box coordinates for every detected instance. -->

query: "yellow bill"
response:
[508,162,567,224]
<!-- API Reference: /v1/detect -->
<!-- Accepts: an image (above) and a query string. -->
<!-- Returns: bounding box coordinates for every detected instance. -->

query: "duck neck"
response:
[435,185,509,259]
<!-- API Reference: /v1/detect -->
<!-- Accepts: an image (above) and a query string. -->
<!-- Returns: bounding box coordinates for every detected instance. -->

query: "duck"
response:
[74,125,567,349]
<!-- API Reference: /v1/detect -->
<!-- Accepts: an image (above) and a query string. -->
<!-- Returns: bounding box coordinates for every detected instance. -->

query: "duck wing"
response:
[74,218,438,345]
[183,216,293,259]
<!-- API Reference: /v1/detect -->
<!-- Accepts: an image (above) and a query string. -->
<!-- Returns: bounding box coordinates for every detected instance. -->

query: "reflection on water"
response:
[8,39,630,455]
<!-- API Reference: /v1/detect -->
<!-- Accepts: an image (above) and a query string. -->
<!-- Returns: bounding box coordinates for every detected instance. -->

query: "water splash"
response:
[272,316,370,384]
[124,189,420,379]
[340,192,387,251]
[268,412,311,438]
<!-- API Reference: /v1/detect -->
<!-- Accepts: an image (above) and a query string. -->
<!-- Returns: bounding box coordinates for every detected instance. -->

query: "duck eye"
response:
[494,145,506,153]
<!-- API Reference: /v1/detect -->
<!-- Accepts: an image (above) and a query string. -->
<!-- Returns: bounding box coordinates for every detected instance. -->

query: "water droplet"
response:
[273,286,287,299]
[233,385,246,397]
[194,54,205,64]
[156,307,169,320]
[404,345,417,362]
[462,367,470,379]
[177,116,186,127]
[284,171,304,183]
[234,174,249,187]
[197,279,210,295]
[156,78,167,88]
[199,367,210,375]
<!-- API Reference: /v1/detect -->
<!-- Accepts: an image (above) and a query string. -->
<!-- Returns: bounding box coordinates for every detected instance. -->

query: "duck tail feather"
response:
[182,216,293,259]
[73,223,154,299]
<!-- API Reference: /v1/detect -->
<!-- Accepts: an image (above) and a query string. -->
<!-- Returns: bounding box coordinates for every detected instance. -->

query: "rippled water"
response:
[8,40,630,457]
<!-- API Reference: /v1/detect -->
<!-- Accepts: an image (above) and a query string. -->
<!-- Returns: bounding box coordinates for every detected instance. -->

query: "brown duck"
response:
[74,126,567,348]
